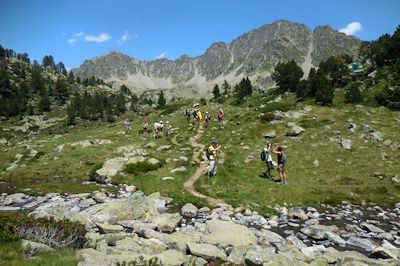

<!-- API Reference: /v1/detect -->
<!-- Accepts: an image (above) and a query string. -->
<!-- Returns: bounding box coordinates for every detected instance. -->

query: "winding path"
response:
[183,129,226,206]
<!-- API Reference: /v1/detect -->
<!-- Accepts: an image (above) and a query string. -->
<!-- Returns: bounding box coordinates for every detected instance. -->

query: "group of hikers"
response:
[204,138,287,185]
[185,109,225,129]
[124,107,287,185]
[123,118,172,138]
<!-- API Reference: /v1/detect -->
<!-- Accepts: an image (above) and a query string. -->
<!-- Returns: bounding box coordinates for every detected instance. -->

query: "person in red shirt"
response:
[217,109,225,129]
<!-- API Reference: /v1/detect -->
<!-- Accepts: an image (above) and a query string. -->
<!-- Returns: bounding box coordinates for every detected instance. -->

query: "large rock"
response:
[81,191,159,223]
[170,166,187,173]
[116,145,147,157]
[288,207,308,220]
[21,239,54,256]
[187,242,227,262]
[361,223,385,233]
[369,247,398,260]
[346,237,378,252]
[181,203,198,218]
[201,220,257,249]
[300,224,339,240]
[260,230,286,247]
[165,231,203,253]
[31,201,90,225]
[96,223,124,234]
[126,156,146,165]
[150,213,182,233]
[370,131,384,142]
[286,123,305,136]
[300,245,327,258]
[155,249,188,266]
[95,157,127,183]
[244,245,276,265]
[114,237,167,255]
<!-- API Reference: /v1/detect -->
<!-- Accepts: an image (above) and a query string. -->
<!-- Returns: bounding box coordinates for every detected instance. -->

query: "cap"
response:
[211,139,218,144]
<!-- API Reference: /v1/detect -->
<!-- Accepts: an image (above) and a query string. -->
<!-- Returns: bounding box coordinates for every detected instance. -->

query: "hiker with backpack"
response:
[273,146,287,184]
[206,139,220,177]
[261,143,275,178]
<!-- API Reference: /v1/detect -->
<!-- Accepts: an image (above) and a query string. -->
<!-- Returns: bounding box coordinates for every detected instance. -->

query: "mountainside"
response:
[72,20,361,97]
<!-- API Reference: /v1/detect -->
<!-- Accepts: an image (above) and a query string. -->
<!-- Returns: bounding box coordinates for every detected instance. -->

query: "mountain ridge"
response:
[72,20,361,98]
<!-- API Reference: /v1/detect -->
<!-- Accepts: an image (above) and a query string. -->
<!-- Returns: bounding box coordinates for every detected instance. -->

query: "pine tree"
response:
[157,91,166,108]
[315,74,334,105]
[212,84,221,99]
[271,60,303,93]
[56,62,67,75]
[221,80,231,95]
[68,71,75,83]
[42,55,56,69]
[54,78,69,105]
[38,88,51,113]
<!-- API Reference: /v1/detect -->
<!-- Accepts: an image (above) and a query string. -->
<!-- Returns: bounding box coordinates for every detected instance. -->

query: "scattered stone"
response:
[54,144,64,153]
[264,131,276,138]
[370,131,384,142]
[157,145,172,151]
[0,206,21,211]
[361,223,385,233]
[341,138,352,150]
[151,213,182,233]
[162,176,175,181]
[170,166,187,173]
[126,156,146,164]
[313,160,319,167]
[147,158,160,165]
[300,245,327,258]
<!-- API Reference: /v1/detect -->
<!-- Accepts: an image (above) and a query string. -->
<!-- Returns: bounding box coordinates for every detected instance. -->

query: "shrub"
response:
[345,82,363,103]
[117,256,161,266]
[0,213,86,248]
[89,163,103,180]
[199,98,207,105]
[259,101,295,113]
[125,161,162,175]
[259,113,274,123]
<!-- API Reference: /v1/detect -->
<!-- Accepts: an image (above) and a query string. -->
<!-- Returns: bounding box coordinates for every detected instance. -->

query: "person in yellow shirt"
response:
[206,139,221,176]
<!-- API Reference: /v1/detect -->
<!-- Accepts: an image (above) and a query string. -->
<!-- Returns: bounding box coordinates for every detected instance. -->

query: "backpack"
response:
[205,148,211,160]
[260,150,266,161]
[281,152,287,163]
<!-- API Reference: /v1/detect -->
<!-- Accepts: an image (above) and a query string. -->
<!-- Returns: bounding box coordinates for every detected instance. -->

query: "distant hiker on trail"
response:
[153,121,163,138]
[205,112,211,127]
[217,109,225,128]
[142,118,149,135]
[197,109,203,125]
[124,119,132,135]
[192,110,198,122]
[273,146,287,184]
[262,143,275,178]
[165,121,172,136]
[206,139,221,177]
[185,109,191,122]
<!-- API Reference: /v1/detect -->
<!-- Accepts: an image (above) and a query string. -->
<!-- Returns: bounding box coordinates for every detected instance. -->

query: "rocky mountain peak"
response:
[72,20,361,98]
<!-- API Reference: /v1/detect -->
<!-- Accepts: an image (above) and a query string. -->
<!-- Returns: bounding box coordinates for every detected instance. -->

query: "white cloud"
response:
[72,31,84,37]
[155,52,166,59]
[339,22,363,36]
[84,33,111,43]
[117,30,131,45]
[68,38,77,45]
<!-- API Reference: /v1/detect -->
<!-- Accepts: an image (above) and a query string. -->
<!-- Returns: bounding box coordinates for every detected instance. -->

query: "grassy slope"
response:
[0,92,399,214]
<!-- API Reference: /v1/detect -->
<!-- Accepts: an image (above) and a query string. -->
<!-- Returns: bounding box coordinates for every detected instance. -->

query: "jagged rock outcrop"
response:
[72,20,360,98]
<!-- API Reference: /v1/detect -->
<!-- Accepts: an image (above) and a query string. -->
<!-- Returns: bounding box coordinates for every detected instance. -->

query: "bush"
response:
[199,98,207,105]
[0,213,86,248]
[0,213,20,242]
[259,113,274,123]
[89,163,103,180]
[125,161,162,175]
[345,82,363,103]
[259,101,295,113]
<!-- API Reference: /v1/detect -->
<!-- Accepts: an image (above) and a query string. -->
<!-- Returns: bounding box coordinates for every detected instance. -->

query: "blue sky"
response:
[0,0,399,69]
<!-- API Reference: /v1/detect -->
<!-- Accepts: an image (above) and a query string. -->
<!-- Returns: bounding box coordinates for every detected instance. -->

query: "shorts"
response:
[278,163,285,170]
[267,161,274,170]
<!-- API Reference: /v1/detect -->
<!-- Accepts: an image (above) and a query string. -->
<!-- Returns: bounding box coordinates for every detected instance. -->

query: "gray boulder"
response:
[370,131,384,142]
[150,213,182,233]
[170,166,187,173]
[244,245,276,265]
[95,157,127,183]
[126,156,146,165]
[22,239,53,257]
[201,220,257,249]
[147,158,160,165]
[187,242,227,262]
[263,130,276,138]
[96,223,124,234]
[300,245,327,258]
[82,191,159,223]
[286,123,305,136]
[346,237,377,252]
[181,203,198,218]
[157,145,172,151]
[360,124,373,134]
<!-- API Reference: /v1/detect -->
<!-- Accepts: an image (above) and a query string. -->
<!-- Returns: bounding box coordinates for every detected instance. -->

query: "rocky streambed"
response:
[1,186,399,265]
